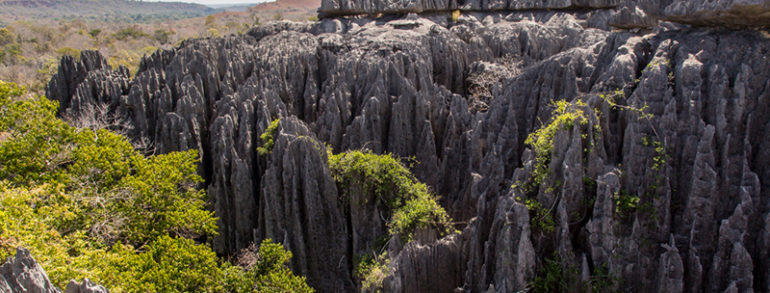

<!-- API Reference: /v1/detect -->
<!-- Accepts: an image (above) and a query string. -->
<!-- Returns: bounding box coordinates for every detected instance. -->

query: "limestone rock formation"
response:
[319,0,621,17]
[0,248,59,293]
[46,0,770,291]
[662,0,770,27]
[0,248,108,293]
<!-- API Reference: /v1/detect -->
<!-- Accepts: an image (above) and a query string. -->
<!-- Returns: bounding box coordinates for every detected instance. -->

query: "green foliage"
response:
[598,90,653,121]
[642,136,666,171]
[355,252,389,293]
[0,81,73,185]
[152,29,173,44]
[588,262,619,292]
[531,253,618,293]
[116,149,218,243]
[88,29,102,38]
[112,26,148,41]
[613,189,639,220]
[0,28,13,46]
[98,236,224,292]
[450,10,461,22]
[1,43,23,65]
[205,15,217,27]
[522,100,588,191]
[328,150,453,242]
[257,118,280,156]
[532,253,578,293]
[55,46,81,59]
[390,192,452,242]
[522,198,554,234]
[227,239,315,293]
[0,81,313,292]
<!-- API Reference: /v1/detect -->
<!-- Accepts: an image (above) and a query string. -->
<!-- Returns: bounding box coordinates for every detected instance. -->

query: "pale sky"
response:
[144,0,270,5]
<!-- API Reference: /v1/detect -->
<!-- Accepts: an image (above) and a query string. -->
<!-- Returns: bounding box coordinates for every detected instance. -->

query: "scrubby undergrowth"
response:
[0,81,312,292]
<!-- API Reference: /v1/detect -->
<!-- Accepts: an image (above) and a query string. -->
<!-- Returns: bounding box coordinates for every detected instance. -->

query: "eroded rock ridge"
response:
[47,0,770,292]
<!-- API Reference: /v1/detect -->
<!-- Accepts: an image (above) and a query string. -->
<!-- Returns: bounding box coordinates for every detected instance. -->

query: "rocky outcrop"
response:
[47,1,770,292]
[0,248,108,293]
[319,0,620,17]
[64,280,108,293]
[662,0,770,27]
[0,248,59,293]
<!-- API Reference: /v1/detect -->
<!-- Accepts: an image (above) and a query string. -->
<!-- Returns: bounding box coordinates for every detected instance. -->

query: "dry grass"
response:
[0,0,320,95]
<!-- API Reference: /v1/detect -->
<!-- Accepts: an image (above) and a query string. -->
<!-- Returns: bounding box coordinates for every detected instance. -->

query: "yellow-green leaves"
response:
[522,100,588,191]
[328,150,453,242]
[257,118,280,156]
[0,81,314,292]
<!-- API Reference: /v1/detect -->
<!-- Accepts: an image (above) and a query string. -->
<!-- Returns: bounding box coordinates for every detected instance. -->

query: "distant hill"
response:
[248,0,320,19]
[0,0,218,23]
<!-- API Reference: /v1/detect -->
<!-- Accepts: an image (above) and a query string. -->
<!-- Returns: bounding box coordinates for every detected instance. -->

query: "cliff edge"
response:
[46,0,770,292]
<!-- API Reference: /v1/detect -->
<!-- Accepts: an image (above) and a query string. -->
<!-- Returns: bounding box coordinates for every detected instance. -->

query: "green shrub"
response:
[523,100,587,191]
[0,81,313,292]
[531,253,618,293]
[257,118,280,156]
[1,43,23,65]
[613,189,639,221]
[112,26,148,41]
[152,29,173,44]
[522,198,554,234]
[328,151,453,242]
[88,29,102,38]
[355,252,389,293]
[56,46,81,59]
[98,236,224,292]
[390,192,452,242]
[0,28,13,46]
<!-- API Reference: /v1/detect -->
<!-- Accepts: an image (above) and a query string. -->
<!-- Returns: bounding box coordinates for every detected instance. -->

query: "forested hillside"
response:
[0,0,216,23]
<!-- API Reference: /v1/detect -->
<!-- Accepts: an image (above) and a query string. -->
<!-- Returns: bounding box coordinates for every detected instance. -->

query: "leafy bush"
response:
[0,28,13,46]
[355,252,389,293]
[328,151,453,242]
[88,29,102,38]
[390,193,452,242]
[257,118,280,156]
[450,10,461,22]
[152,29,173,44]
[253,239,314,293]
[522,198,554,234]
[0,81,313,292]
[1,43,23,65]
[98,236,224,292]
[55,46,81,59]
[531,252,618,293]
[112,26,148,41]
[523,100,587,190]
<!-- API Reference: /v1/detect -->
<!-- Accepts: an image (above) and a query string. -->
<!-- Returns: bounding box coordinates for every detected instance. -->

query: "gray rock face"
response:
[64,280,108,293]
[319,0,620,16]
[47,2,770,292]
[662,0,770,27]
[0,248,108,293]
[0,248,59,293]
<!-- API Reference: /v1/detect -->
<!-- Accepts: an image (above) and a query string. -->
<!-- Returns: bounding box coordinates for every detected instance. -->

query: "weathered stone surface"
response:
[47,3,770,292]
[662,0,770,27]
[384,234,465,293]
[319,0,621,17]
[64,279,108,293]
[0,248,60,293]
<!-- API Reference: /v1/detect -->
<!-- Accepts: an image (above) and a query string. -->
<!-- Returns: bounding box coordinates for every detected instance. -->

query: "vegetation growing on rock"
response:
[257,118,280,156]
[0,81,312,292]
[328,150,454,242]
